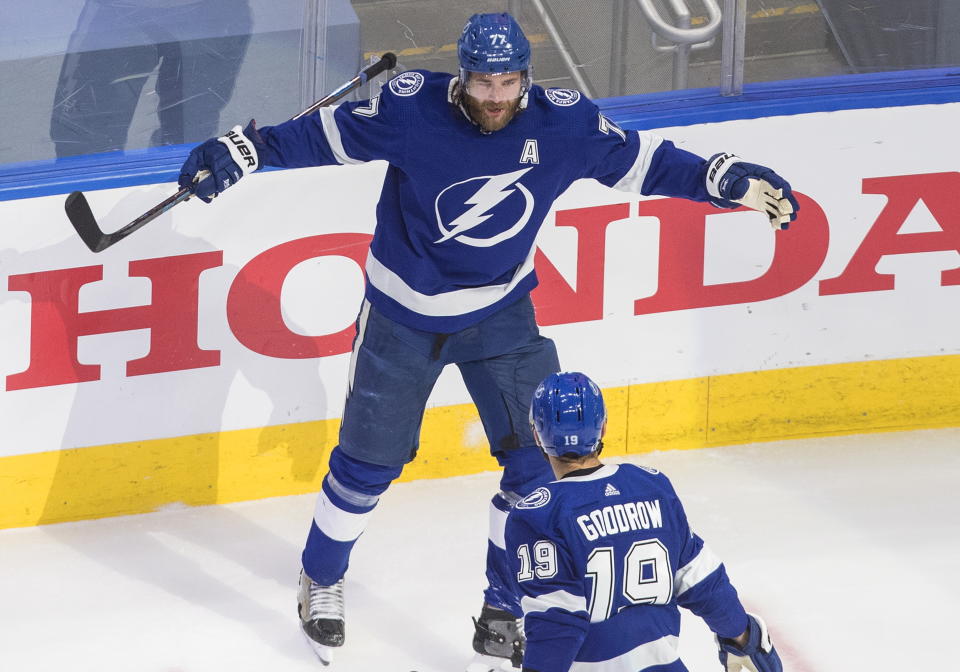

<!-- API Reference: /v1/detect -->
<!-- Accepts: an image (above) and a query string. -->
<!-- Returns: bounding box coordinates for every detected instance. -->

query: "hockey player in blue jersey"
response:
[509,371,783,672]
[177,11,799,669]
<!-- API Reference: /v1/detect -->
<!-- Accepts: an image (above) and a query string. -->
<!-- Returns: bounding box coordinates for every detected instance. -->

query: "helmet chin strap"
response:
[449,77,484,130]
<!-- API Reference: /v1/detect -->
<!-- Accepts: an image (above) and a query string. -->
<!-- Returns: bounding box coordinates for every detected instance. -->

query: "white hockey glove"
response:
[716,612,782,672]
[706,153,799,230]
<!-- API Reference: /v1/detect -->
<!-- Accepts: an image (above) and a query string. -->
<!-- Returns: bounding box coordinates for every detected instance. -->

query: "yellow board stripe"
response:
[692,2,821,23]
[3,354,958,530]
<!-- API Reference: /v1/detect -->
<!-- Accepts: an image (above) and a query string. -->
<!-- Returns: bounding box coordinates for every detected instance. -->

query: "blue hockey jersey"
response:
[252,70,715,333]
[505,463,748,672]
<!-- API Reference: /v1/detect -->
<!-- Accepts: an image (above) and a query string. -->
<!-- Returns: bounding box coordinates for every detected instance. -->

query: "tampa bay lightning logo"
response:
[389,72,424,96]
[516,487,551,510]
[545,88,581,106]
[434,168,535,247]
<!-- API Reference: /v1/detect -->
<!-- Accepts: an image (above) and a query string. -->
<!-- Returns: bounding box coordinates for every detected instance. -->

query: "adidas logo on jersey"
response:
[604,483,620,497]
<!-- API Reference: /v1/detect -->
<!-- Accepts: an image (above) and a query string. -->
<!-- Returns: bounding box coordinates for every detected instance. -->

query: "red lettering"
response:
[11,174,944,391]
[532,203,629,326]
[633,194,829,314]
[227,234,372,358]
[6,252,222,390]
[820,172,960,295]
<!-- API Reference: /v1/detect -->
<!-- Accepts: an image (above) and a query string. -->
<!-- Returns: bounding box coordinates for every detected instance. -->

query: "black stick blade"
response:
[65,191,109,253]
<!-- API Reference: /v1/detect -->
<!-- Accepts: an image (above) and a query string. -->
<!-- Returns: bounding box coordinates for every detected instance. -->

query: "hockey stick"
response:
[65,52,398,253]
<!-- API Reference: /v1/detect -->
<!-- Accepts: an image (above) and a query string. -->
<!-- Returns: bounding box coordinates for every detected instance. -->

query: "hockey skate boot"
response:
[298,571,345,665]
[466,603,524,672]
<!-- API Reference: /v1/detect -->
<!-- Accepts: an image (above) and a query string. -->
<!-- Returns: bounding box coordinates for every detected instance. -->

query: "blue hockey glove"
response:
[717,613,782,672]
[178,122,260,203]
[705,153,799,230]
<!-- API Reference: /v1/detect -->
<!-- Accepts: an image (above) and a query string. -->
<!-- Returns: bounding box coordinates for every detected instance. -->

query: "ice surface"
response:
[2,428,958,671]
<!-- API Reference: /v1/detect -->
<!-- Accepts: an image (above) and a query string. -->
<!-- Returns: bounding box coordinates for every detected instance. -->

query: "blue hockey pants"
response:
[301,296,559,616]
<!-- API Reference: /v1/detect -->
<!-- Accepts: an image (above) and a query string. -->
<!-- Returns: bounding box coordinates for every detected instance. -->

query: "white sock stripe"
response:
[313,488,373,542]
[488,500,509,549]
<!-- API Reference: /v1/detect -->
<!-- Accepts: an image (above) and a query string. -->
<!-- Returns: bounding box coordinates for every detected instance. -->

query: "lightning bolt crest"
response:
[435,168,533,243]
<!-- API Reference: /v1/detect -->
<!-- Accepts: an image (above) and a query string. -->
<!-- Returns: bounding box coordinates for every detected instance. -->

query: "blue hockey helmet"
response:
[458,13,531,74]
[530,372,607,458]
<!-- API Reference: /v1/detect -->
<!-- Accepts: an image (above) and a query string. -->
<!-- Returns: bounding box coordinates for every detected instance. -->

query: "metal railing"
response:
[636,0,722,90]
[516,0,956,98]
[524,0,726,96]
[720,0,746,96]
[528,0,598,97]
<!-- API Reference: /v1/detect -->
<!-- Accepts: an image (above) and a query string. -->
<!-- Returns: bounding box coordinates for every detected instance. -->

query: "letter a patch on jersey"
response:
[520,139,540,165]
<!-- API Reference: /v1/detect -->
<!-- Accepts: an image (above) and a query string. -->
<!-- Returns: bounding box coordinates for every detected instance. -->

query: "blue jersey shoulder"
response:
[524,85,608,134]
[511,463,676,529]
[536,86,591,111]
[381,69,451,102]
[512,484,559,524]
[359,69,458,131]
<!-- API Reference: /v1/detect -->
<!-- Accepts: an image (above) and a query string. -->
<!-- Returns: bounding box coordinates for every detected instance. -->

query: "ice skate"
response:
[298,571,345,666]
[466,603,524,671]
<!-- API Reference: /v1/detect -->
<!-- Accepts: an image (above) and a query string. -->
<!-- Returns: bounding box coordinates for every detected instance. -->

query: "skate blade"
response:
[302,630,335,666]
[465,652,517,672]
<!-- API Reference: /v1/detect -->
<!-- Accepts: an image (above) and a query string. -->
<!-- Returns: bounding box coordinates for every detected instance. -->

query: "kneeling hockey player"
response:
[505,371,784,672]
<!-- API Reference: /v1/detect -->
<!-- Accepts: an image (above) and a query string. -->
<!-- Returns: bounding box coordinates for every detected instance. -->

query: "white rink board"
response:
[1,103,959,458]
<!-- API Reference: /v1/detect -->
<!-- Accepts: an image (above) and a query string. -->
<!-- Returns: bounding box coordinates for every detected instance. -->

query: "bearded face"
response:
[461,71,525,132]
[463,95,522,132]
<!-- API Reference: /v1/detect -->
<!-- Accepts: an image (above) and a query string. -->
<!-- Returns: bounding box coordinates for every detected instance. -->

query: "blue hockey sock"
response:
[301,446,401,585]
[483,445,554,615]
[483,492,522,616]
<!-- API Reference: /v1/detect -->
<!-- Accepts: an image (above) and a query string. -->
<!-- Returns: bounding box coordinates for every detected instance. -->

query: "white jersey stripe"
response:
[313,488,373,542]
[569,635,680,672]
[674,542,723,596]
[521,590,587,615]
[318,106,364,165]
[611,131,665,194]
[346,300,371,395]
[365,246,536,317]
